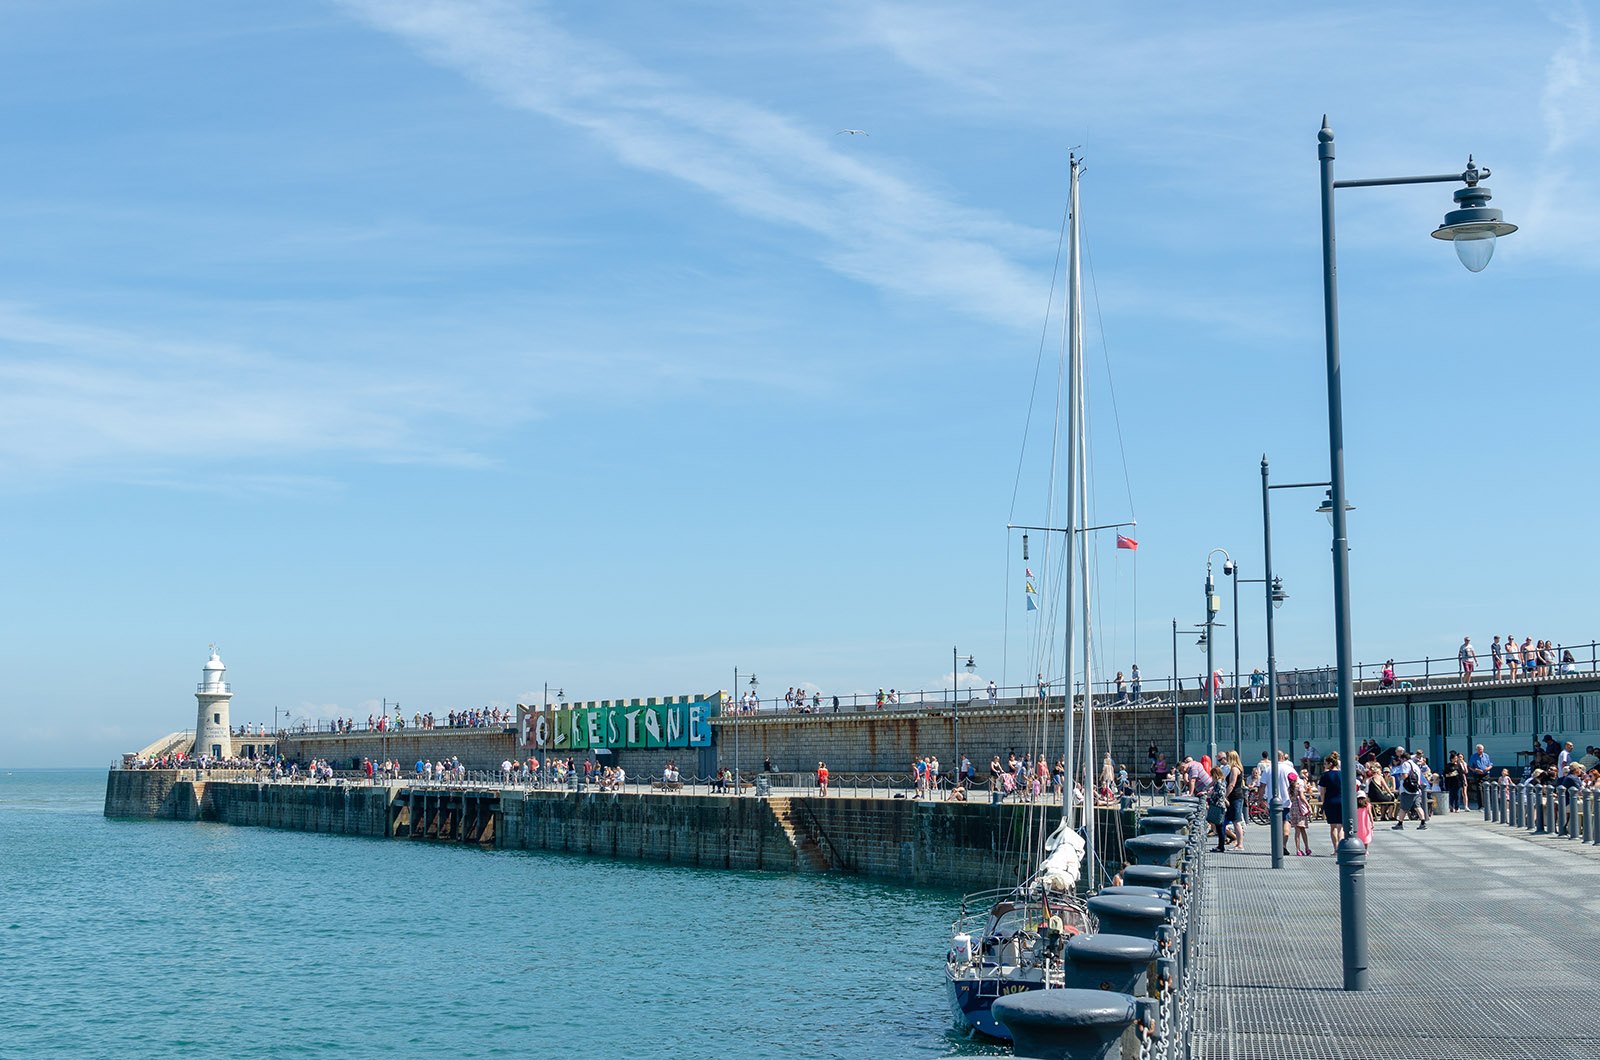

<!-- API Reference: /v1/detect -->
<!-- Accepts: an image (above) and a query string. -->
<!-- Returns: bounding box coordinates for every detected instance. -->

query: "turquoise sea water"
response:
[0,770,1003,1059]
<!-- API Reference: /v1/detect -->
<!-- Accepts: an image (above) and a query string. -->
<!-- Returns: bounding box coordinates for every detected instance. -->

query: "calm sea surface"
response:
[0,770,1004,1059]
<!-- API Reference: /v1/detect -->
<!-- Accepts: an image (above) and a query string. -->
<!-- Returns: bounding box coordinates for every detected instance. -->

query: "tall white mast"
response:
[1078,286,1097,887]
[1060,154,1081,824]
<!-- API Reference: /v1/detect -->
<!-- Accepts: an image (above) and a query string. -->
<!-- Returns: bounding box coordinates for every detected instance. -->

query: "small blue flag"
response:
[1026,595,1038,612]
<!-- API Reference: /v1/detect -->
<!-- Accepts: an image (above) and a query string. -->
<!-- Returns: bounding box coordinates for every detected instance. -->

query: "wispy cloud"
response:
[333,0,1046,322]
[1519,2,1600,264]
[1542,1,1598,154]
[0,303,494,487]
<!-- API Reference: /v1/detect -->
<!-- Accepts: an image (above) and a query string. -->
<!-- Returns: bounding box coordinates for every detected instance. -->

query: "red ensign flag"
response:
[1116,534,1138,550]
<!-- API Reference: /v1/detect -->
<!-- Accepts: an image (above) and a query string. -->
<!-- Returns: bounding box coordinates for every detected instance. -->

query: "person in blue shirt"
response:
[1467,745,1492,808]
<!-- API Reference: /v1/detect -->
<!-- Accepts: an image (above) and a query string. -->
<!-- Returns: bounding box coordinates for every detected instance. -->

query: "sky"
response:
[2,1,1597,766]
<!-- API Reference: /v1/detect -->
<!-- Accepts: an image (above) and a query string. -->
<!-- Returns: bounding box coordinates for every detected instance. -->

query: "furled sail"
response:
[1036,819,1085,892]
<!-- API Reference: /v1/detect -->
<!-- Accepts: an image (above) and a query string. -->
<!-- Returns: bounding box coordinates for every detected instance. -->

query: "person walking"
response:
[816,761,829,796]
[1288,770,1313,855]
[1392,750,1426,830]
[1459,636,1477,683]
[1319,753,1344,847]
[1225,750,1247,850]
[1207,767,1229,853]
[1354,759,1374,847]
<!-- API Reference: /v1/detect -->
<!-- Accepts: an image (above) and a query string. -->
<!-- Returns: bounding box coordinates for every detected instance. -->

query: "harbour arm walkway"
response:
[1191,809,1600,1059]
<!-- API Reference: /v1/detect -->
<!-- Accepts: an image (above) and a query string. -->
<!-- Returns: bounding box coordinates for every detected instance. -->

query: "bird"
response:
[836,129,868,136]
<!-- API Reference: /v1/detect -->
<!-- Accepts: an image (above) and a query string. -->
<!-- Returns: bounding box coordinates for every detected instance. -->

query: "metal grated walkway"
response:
[1191,810,1600,1059]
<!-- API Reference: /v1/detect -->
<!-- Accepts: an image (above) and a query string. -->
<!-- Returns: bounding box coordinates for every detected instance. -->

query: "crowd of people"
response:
[1165,733,1600,858]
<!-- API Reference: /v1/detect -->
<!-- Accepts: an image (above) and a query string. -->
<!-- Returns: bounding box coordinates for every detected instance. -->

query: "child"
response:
[1289,772,1313,856]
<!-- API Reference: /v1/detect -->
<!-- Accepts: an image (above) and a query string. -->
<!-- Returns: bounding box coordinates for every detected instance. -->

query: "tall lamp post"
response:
[541,682,564,785]
[1316,117,1514,991]
[952,648,975,777]
[1262,461,1348,868]
[1203,550,1231,766]
[1170,620,1206,763]
[1222,561,1242,757]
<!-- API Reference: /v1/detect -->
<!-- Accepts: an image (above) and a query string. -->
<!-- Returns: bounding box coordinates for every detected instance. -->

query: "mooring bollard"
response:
[1093,884,1175,904]
[992,988,1156,1060]
[1086,894,1171,940]
[1121,865,1183,889]
[1059,933,1159,996]
[1137,815,1189,837]
[1123,834,1186,868]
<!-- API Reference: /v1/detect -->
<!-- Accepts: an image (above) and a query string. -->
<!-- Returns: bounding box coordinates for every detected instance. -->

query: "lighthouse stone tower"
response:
[193,650,234,761]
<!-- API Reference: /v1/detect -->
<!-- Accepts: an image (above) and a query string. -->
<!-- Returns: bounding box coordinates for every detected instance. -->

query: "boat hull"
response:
[945,970,1048,1040]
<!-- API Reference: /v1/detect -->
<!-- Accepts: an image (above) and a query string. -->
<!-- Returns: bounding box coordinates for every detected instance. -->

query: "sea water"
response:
[0,770,1005,1059]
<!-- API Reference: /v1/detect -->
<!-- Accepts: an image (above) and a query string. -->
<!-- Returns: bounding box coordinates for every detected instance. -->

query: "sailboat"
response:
[944,153,1127,1040]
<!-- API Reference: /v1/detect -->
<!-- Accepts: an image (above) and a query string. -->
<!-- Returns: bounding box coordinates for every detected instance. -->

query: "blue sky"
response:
[2,1,1597,765]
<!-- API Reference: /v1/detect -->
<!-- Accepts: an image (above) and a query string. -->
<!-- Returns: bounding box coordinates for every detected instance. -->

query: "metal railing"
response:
[1481,779,1600,843]
[271,718,515,737]
[721,640,1600,718]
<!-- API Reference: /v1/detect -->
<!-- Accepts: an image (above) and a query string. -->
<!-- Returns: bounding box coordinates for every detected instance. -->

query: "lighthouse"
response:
[193,648,234,761]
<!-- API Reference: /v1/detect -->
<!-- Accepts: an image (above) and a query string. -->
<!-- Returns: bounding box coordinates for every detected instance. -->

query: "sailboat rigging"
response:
[945,152,1142,1039]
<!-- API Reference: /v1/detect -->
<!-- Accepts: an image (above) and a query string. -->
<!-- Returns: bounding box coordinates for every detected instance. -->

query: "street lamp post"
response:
[1262,460,1337,870]
[1223,561,1242,758]
[1316,117,1514,991]
[540,682,563,786]
[952,647,975,779]
[1170,620,1205,765]
[741,673,758,795]
[1203,550,1231,767]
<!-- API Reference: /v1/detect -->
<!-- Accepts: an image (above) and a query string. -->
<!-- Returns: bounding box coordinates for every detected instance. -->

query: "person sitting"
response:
[950,783,967,802]
[1366,764,1398,820]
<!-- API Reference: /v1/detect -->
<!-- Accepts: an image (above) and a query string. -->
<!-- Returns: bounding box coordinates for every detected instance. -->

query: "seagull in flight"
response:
[836,129,868,136]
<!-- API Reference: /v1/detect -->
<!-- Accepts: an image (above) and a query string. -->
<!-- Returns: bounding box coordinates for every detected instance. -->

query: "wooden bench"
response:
[651,781,684,792]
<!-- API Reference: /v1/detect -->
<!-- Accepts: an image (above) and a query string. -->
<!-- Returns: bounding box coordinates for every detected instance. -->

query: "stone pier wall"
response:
[254,704,1185,784]
[106,770,1141,891]
[711,704,1181,778]
[501,791,800,872]
[277,729,518,771]
[205,780,395,837]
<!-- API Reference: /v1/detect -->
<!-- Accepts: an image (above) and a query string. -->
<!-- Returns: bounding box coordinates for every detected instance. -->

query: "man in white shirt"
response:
[987,680,998,704]
[1266,750,1296,849]
[1391,750,1428,830]
[1559,742,1574,776]
[1300,741,1319,775]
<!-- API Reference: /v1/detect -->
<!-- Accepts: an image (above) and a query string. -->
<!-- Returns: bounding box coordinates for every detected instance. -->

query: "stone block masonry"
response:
[711,703,1182,778]
[278,729,518,771]
[106,770,1137,891]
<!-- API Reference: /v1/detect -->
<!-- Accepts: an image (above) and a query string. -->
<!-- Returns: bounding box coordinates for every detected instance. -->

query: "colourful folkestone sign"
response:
[518,694,720,752]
